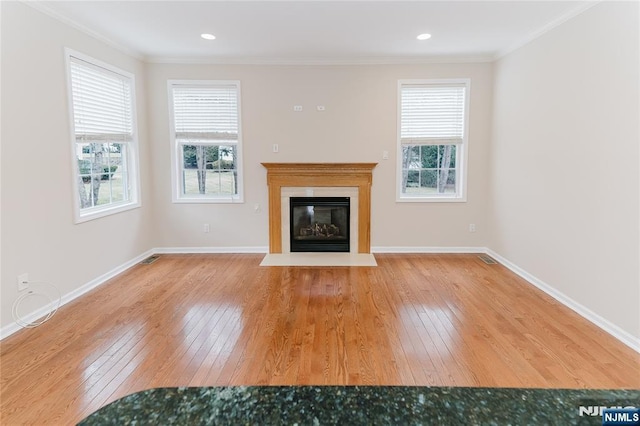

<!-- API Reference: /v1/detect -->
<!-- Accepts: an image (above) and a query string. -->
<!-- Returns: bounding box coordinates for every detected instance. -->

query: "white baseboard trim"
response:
[372,246,487,253]
[154,246,269,254]
[486,249,640,353]
[0,249,155,340]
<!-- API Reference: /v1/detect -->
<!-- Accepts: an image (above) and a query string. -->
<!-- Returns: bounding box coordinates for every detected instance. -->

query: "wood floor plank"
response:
[1,253,639,425]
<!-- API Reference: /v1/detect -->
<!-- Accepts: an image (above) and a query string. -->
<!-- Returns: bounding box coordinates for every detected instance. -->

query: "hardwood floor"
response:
[1,254,638,424]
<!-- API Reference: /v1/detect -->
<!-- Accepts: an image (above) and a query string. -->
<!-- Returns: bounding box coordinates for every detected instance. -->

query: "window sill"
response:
[75,201,141,224]
[172,196,244,204]
[396,195,467,203]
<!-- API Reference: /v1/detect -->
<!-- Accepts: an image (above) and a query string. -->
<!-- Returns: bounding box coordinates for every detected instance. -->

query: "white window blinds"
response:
[172,85,238,143]
[400,84,466,144]
[69,57,133,143]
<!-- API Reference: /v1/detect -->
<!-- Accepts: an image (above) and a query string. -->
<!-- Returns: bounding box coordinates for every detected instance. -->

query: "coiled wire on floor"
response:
[12,281,61,328]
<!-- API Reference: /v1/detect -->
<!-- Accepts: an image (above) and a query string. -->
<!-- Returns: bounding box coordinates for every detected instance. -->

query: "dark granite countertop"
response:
[79,386,639,425]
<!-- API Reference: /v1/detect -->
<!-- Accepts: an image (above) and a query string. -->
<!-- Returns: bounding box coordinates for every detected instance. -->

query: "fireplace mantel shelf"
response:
[261,163,378,174]
[261,163,377,254]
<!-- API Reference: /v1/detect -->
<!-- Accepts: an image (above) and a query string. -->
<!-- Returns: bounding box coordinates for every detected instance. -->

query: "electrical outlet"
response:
[204,223,210,233]
[17,273,29,291]
[469,224,476,233]
[382,150,389,160]
[293,105,303,112]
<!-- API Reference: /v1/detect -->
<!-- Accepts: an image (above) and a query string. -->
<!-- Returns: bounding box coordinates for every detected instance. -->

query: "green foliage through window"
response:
[181,144,238,195]
[401,144,457,195]
[76,142,129,208]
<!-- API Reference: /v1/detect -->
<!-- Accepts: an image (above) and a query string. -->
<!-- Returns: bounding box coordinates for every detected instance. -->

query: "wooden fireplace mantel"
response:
[261,163,377,254]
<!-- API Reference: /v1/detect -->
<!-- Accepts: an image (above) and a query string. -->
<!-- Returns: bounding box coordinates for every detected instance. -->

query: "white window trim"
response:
[396,78,470,203]
[65,48,141,223]
[167,80,244,204]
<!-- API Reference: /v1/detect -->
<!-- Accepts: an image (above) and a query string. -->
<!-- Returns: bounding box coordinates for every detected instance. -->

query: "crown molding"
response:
[22,0,146,61]
[146,54,495,66]
[21,0,601,66]
[494,0,601,61]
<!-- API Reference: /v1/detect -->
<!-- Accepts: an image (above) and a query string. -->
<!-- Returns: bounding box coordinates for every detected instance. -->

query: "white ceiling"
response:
[34,1,596,63]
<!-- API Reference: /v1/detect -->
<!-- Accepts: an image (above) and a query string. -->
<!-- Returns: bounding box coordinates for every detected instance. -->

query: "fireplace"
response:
[261,163,376,254]
[290,197,350,252]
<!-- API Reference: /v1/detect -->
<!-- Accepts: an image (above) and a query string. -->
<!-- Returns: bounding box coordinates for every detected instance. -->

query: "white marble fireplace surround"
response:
[261,186,376,266]
[281,187,358,254]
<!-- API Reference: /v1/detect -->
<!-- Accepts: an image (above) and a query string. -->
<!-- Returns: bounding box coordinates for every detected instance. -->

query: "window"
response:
[397,79,469,202]
[168,81,243,203]
[66,50,140,222]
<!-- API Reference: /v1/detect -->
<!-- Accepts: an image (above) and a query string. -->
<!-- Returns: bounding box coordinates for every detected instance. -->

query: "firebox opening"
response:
[290,197,350,252]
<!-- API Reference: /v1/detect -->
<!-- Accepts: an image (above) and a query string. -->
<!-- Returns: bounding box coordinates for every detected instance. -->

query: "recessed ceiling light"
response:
[201,33,216,40]
[417,33,432,41]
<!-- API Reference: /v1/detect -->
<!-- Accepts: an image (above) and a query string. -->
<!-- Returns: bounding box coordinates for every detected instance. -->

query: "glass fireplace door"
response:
[289,197,350,252]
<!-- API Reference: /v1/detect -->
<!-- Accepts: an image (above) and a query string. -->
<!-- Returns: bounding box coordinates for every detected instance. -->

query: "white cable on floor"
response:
[11,281,61,328]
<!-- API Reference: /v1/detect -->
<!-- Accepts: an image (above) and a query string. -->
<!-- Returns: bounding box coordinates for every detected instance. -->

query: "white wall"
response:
[4,0,635,348]
[489,2,639,339]
[0,3,155,330]
[146,63,493,249]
